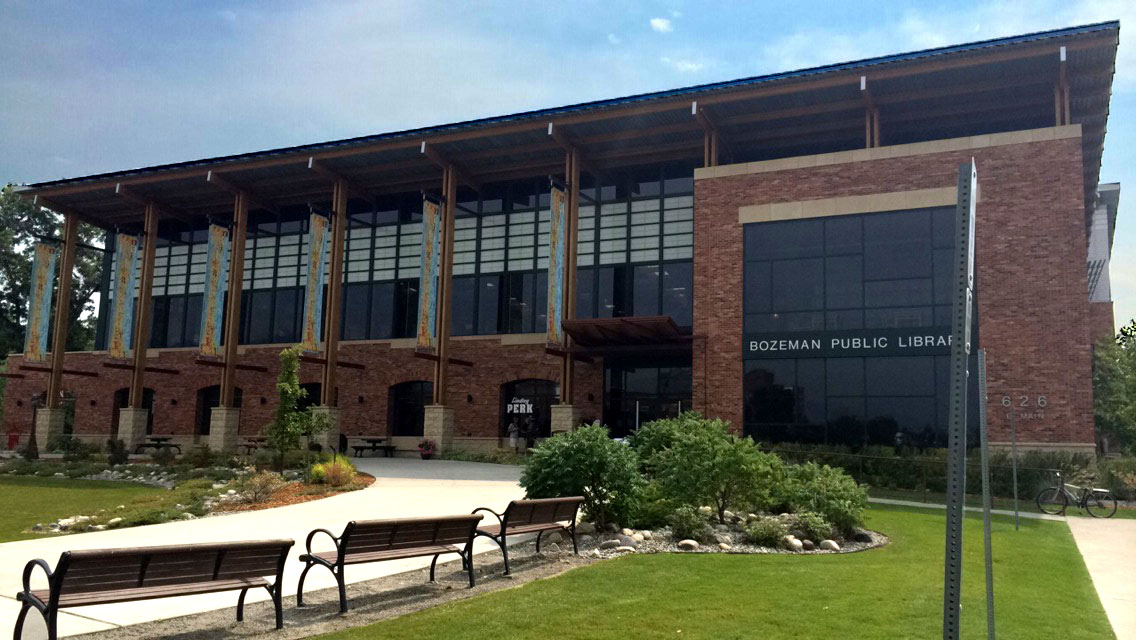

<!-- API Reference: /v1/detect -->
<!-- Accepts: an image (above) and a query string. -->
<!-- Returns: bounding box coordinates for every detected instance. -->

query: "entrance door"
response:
[500,379,559,439]
[112,388,155,435]
[603,357,692,438]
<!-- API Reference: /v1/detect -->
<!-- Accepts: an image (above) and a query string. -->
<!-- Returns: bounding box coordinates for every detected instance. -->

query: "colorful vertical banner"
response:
[300,213,331,351]
[198,224,230,356]
[546,182,568,346]
[24,243,59,362]
[107,234,140,359]
[416,197,442,351]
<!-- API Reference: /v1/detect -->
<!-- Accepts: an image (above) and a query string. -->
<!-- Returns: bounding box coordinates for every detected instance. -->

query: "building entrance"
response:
[603,356,691,438]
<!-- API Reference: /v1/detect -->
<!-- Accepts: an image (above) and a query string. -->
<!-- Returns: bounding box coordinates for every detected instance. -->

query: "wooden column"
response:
[321,179,348,406]
[128,203,159,407]
[560,149,581,404]
[46,213,78,409]
[221,192,248,408]
[432,166,457,405]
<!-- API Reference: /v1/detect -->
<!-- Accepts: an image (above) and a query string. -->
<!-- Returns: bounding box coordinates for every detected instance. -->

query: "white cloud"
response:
[608,33,622,45]
[661,56,704,73]
[650,18,673,34]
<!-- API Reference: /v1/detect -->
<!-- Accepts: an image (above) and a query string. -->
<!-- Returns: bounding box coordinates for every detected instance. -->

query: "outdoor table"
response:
[134,435,182,455]
[351,437,395,458]
[238,436,267,455]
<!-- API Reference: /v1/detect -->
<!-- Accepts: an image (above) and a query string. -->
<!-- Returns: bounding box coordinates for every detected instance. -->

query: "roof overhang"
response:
[17,21,1119,231]
[563,316,692,356]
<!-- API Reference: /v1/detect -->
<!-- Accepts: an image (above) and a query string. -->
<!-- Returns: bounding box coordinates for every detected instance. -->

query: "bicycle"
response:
[1035,471,1118,518]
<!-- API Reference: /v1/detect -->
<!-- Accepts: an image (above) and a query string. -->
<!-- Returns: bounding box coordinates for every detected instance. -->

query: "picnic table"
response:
[350,437,396,458]
[133,436,182,455]
[239,436,267,455]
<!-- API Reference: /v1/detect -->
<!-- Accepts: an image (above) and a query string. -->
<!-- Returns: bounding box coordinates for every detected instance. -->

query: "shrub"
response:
[54,435,95,462]
[105,439,129,466]
[184,445,218,468]
[308,455,356,487]
[21,431,39,461]
[668,505,713,542]
[783,511,835,542]
[237,471,286,503]
[629,481,675,530]
[774,462,868,536]
[650,416,784,522]
[440,448,525,465]
[520,424,642,529]
[150,446,176,467]
[628,413,696,467]
[1098,457,1136,501]
[265,346,329,472]
[744,516,789,547]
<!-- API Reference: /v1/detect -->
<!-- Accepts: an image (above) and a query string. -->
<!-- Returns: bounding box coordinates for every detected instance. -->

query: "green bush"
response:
[20,431,39,461]
[1098,457,1136,500]
[53,435,96,462]
[105,439,129,466]
[628,413,695,467]
[307,462,328,484]
[150,446,176,467]
[784,511,835,542]
[440,448,525,465]
[520,425,642,529]
[184,444,219,468]
[628,481,675,530]
[744,516,788,547]
[308,455,356,487]
[236,471,286,503]
[774,462,868,536]
[668,505,713,542]
[649,416,784,522]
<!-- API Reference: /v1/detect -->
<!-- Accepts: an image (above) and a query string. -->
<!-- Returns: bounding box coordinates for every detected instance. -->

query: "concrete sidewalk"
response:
[2,458,524,639]
[1067,517,1136,640]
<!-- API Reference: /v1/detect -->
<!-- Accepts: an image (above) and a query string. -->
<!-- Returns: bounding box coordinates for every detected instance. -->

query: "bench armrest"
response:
[304,528,340,555]
[21,559,53,594]
[471,507,503,528]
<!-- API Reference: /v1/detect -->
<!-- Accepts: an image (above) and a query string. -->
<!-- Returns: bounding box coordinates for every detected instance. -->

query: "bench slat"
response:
[36,577,269,608]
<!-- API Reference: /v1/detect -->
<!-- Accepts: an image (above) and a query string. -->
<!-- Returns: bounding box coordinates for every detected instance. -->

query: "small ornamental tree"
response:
[264,346,328,472]
[519,424,641,529]
[650,417,784,523]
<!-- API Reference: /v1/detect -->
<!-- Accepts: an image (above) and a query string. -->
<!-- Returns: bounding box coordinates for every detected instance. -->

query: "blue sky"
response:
[2,0,1133,324]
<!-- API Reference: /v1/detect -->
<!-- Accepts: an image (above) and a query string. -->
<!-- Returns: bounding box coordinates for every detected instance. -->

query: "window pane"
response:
[370,282,394,339]
[771,258,823,311]
[662,261,693,326]
[478,276,499,334]
[341,283,369,341]
[274,288,299,343]
[248,290,274,344]
[825,256,862,309]
[632,264,660,316]
[576,268,595,319]
[451,276,476,336]
[747,219,823,260]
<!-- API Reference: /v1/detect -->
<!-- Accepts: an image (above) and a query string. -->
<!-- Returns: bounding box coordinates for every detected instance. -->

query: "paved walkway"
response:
[1067,517,1136,640]
[1,458,524,639]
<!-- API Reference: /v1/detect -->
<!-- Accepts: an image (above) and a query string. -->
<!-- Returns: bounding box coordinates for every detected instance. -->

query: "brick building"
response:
[3,22,1120,455]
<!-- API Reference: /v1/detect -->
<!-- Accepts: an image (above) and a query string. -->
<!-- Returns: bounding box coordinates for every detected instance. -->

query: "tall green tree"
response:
[264,345,328,472]
[1094,318,1136,454]
[0,184,103,356]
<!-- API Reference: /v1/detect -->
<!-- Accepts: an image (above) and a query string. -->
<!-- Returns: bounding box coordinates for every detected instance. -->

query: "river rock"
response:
[677,539,700,551]
[641,530,653,541]
[852,530,872,543]
[632,533,644,543]
[801,539,816,551]
[621,528,634,536]
[820,539,840,551]
[614,546,636,553]
[714,533,733,545]
[782,535,803,552]
[576,521,596,534]
[719,543,732,551]
[618,535,637,547]
[599,539,620,550]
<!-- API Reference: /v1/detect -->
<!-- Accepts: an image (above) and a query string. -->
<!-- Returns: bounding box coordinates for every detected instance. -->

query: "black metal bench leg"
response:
[466,550,476,588]
[429,553,440,582]
[46,607,58,640]
[500,536,511,575]
[296,562,314,606]
[236,587,248,622]
[336,567,348,614]
[12,601,31,640]
[535,530,544,553]
[570,525,579,555]
[268,584,283,629]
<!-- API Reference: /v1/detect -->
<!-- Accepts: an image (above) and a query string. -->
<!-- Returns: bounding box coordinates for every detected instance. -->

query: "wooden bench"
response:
[14,539,294,639]
[349,439,396,458]
[296,514,482,613]
[472,496,583,575]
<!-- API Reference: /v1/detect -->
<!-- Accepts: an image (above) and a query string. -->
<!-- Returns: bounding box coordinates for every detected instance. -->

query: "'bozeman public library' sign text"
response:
[744,327,953,359]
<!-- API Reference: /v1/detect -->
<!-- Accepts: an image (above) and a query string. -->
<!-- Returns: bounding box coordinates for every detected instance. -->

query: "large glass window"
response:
[742,207,977,446]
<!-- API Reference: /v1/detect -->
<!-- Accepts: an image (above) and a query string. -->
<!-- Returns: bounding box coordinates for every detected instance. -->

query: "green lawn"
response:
[319,505,1112,640]
[871,486,1136,519]
[0,476,162,542]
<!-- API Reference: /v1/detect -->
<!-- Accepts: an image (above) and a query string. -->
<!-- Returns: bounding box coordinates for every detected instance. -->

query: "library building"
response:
[3,22,1120,456]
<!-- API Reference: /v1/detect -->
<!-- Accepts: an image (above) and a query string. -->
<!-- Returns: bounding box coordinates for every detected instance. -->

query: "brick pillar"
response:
[116,408,149,450]
[309,406,341,454]
[209,407,241,453]
[34,407,66,450]
[550,405,582,435]
[423,405,454,453]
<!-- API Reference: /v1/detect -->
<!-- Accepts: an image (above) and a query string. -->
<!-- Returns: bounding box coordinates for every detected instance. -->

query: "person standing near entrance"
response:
[522,414,537,451]
[506,417,520,452]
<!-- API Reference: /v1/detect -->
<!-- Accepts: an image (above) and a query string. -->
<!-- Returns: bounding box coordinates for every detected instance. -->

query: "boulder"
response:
[723,510,735,521]
[852,531,873,543]
[677,539,700,551]
[618,535,638,548]
[614,546,636,553]
[714,533,733,545]
[546,531,564,545]
[603,522,621,533]
[621,528,634,537]
[546,543,561,553]
[718,543,732,551]
[576,521,596,534]
[697,506,713,517]
[820,539,840,551]
[781,535,803,552]
[599,539,620,550]
[107,517,123,526]
[641,530,653,541]
[632,533,644,543]
[801,539,816,551]
[580,535,594,543]
[746,513,759,522]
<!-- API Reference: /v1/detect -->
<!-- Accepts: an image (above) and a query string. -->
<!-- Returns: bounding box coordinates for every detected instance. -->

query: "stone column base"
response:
[550,405,583,435]
[116,408,150,450]
[209,407,241,453]
[34,408,67,450]
[309,405,342,454]
[423,405,455,453]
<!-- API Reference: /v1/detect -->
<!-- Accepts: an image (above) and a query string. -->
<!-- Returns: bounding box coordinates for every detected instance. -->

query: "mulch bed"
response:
[212,473,376,513]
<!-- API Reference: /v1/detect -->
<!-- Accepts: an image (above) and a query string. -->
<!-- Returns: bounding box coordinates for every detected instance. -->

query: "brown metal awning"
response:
[563,316,692,356]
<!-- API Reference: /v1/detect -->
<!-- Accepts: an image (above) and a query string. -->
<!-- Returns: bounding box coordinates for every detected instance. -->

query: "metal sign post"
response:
[977,350,996,639]
[943,160,977,640]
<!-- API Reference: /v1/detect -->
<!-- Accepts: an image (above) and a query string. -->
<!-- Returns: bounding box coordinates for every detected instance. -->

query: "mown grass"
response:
[871,486,1136,519]
[0,476,161,542]
[319,505,1112,640]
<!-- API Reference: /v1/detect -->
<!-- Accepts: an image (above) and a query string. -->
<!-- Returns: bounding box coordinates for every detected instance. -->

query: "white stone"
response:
[614,546,636,553]
[632,533,644,543]
[621,528,634,536]
[697,506,713,517]
[677,539,700,551]
[181,513,196,520]
[107,517,123,526]
[820,539,840,551]
[723,510,735,521]
[599,539,620,550]
[641,530,653,541]
[719,543,732,551]
[546,542,561,553]
[782,535,803,552]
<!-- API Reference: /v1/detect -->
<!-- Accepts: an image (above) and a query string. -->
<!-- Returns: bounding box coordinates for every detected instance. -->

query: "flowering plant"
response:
[418,439,438,455]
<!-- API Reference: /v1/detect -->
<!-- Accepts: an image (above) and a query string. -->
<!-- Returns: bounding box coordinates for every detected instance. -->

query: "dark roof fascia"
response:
[26,20,1120,191]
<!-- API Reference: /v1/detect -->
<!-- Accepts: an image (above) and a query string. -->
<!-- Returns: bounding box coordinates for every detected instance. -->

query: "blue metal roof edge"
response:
[28,20,1119,189]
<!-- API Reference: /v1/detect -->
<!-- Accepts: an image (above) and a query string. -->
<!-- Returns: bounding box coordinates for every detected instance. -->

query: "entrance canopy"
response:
[563,316,692,356]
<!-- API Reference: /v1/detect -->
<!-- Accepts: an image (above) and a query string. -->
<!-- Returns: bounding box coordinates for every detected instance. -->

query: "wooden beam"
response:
[21,365,99,378]
[432,166,459,403]
[307,157,376,205]
[220,192,248,407]
[692,101,721,167]
[299,354,365,370]
[45,212,79,407]
[206,171,280,215]
[128,203,159,408]
[547,122,606,180]
[114,184,195,224]
[29,194,106,230]
[412,350,474,368]
[0,373,26,379]
[102,362,180,375]
[195,357,269,373]
[420,142,480,190]
[321,179,348,406]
